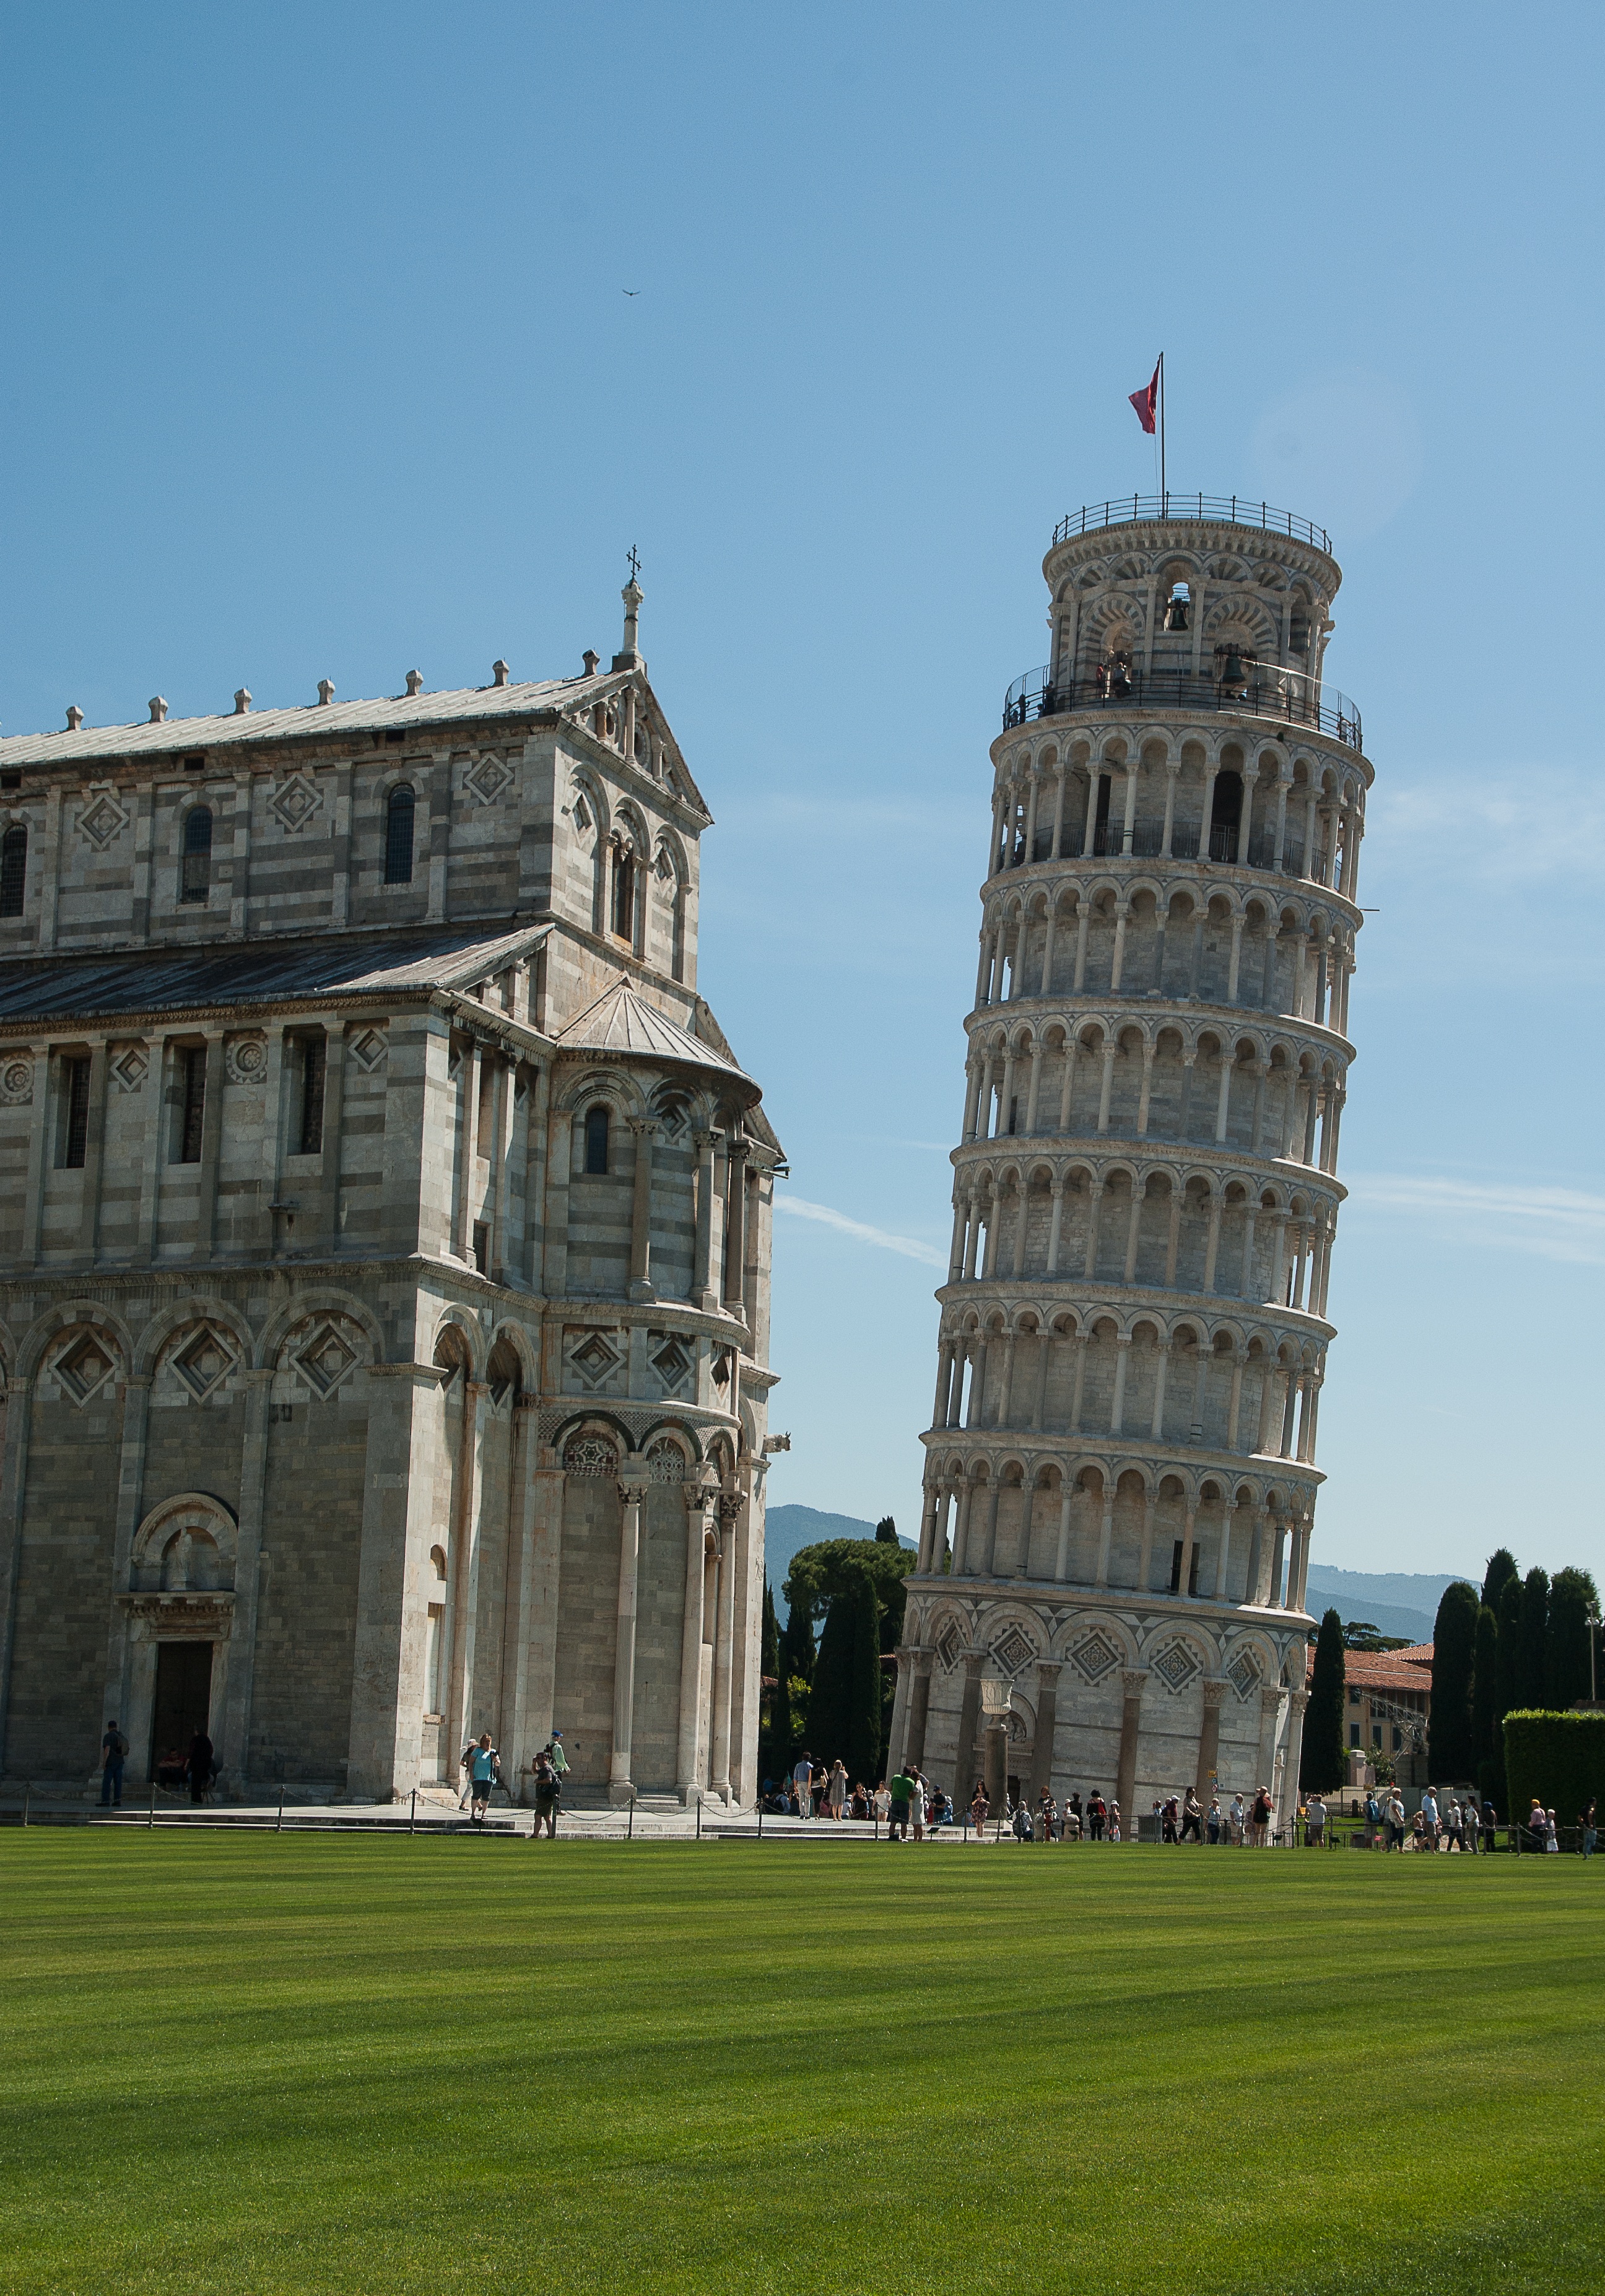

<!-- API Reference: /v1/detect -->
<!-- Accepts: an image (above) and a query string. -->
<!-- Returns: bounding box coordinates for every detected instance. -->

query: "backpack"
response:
[107,1730,129,1760]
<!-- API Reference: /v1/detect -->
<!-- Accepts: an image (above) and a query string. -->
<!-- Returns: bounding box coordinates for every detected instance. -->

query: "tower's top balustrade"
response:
[1049,495,1335,559]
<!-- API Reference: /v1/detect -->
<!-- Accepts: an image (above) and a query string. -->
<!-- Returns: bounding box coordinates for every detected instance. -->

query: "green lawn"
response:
[1,1834,1600,2294]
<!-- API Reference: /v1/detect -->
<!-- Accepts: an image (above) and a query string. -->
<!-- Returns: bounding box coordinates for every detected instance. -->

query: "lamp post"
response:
[1587,1609,1601,1707]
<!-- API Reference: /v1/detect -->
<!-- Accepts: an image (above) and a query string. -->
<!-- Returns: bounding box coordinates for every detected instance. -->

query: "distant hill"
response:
[765,1503,913,1610]
[1304,1565,1477,1646]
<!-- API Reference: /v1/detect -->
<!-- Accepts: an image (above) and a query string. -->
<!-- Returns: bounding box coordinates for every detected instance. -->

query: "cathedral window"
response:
[0,825,25,917]
[297,1035,326,1155]
[60,1055,91,1169]
[384,785,416,884]
[176,1047,207,1163]
[612,846,635,941]
[180,806,212,904]
[584,1105,610,1175]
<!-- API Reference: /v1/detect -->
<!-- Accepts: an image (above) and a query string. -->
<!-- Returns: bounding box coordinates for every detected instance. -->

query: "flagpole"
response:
[1159,352,1166,509]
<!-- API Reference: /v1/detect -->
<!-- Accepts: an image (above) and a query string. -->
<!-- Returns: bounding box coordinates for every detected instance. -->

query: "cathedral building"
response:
[0,580,782,1806]
[889,498,1370,1825]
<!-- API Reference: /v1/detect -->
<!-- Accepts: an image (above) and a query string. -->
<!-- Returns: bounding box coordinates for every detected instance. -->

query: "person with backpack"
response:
[465,1734,500,1824]
[99,1720,128,1808]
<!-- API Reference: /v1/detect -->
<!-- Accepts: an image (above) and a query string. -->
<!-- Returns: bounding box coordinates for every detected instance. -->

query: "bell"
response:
[1164,594,1190,633]
[1221,646,1244,685]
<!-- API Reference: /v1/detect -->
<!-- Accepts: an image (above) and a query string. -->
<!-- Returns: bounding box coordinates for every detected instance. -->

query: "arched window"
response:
[612,844,635,941]
[584,1104,610,1175]
[384,785,415,884]
[181,806,212,904]
[0,825,25,918]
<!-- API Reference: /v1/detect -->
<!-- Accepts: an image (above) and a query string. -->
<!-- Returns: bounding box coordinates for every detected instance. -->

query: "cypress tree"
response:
[1496,1573,1524,1725]
[781,1598,816,1692]
[1302,1608,1347,1789]
[1519,1567,1550,1708]
[1472,1602,1500,1779]
[805,1596,853,1765]
[1481,1547,1520,1616]
[874,1515,900,1546]
[845,1572,883,1783]
[1547,1568,1600,1708]
[759,1581,787,1773]
[1430,1581,1479,1781]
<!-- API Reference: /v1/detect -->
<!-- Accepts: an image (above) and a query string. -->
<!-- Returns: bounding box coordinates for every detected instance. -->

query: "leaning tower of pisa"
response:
[888,496,1370,1830]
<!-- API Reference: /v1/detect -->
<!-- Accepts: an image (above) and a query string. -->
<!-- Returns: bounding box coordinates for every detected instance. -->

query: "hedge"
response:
[1500,1709,1605,1824]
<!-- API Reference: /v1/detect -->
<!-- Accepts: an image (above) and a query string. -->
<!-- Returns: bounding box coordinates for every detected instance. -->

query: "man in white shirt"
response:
[1305,1793,1327,1846]
[1420,1787,1440,1846]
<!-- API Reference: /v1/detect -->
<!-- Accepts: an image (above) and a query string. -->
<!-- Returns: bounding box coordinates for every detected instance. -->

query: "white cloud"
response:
[1346,1173,1605,1266]
[775,1192,947,1268]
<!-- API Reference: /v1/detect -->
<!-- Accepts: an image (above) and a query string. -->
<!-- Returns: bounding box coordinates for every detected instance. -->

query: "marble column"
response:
[1115,1668,1147,1832]
[674,1476,715,1803]
[1028,1660,1061,1804]
[905,1647,934,1771]
[609,1463,650,1804]
[952,1650,985,1804]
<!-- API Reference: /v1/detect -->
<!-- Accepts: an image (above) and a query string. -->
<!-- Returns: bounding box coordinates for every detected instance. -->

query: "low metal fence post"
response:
[148,1780,155,1829]
[757,1796,763,1839]
[22,1783,28,1829]
[627,1790,635,1842]
[695,1795,702,1842]
[277,1781,284,1835]
[409,1786,416,1837]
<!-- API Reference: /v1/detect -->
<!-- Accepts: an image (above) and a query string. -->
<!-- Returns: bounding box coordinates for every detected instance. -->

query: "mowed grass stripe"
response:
[0,1835,1599,2295]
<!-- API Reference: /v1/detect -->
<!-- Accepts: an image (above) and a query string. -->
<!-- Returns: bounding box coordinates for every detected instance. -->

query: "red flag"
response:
[1129,360,1159,435]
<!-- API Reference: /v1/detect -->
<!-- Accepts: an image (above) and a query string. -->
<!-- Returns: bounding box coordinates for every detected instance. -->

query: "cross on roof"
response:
[627,546,642,582]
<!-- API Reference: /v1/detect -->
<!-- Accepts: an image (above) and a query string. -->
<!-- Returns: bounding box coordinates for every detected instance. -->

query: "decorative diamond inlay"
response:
[78,791,129,850]
[57,1334,114,1406]
[991,1625,1035,1679]
[1152,1639,1203,1695]
[650,1336,692,1394]
[1227,1649,1262,1703]
[295,1321,359,1399]
[1068,1632,1121,1684]
[571,1332,622,1388]
[172,1326,235,1402]
[349,1028,387,1072]
[270,774,322,833]
[111,1046,147,1094]
[464,754,513,806]
[563,1437,619,1479]
[934,1619,962,1672]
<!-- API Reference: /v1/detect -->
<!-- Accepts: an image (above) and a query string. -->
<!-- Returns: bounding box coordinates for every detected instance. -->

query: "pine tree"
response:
[1430,1581,1479,1781]
[1481,1547,1520,1616]
[874,1516,900,1546]
[1519,1567,1550,1708]
[805,1596,852,1765]
[845,1572,883,1783]
[1496,1573,1524,1724]
[1472,1602,1500,1788]
[1302,1609,1347,1789]
[1547,1567,1600,1708]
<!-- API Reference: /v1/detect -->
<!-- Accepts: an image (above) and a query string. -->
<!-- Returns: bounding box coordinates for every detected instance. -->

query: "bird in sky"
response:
[622,289,639,297]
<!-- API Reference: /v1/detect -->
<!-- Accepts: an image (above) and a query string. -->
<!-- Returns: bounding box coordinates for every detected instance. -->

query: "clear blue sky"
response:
[1,6,1599,1586]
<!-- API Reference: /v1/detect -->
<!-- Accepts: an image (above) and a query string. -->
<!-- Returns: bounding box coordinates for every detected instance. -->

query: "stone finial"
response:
[234,688,252,715]
[581,650,600,677]
[149,697,168,723]
[492,659,509,687]
[317,679,335,705]
[405,669,424,697]
[614,573,644,671]
[66,706,83,731]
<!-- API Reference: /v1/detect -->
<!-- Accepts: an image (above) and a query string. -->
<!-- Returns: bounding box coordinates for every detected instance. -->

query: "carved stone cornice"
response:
[117,1591,236,1637]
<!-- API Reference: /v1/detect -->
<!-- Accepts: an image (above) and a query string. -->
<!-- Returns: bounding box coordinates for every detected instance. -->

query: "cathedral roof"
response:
[556,978,752,1082]
[0,674,609,767]
[0,920,548,1028]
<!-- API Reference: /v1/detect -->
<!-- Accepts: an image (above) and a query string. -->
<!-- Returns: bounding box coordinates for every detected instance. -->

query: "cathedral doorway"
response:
[150,1642,213,1778]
